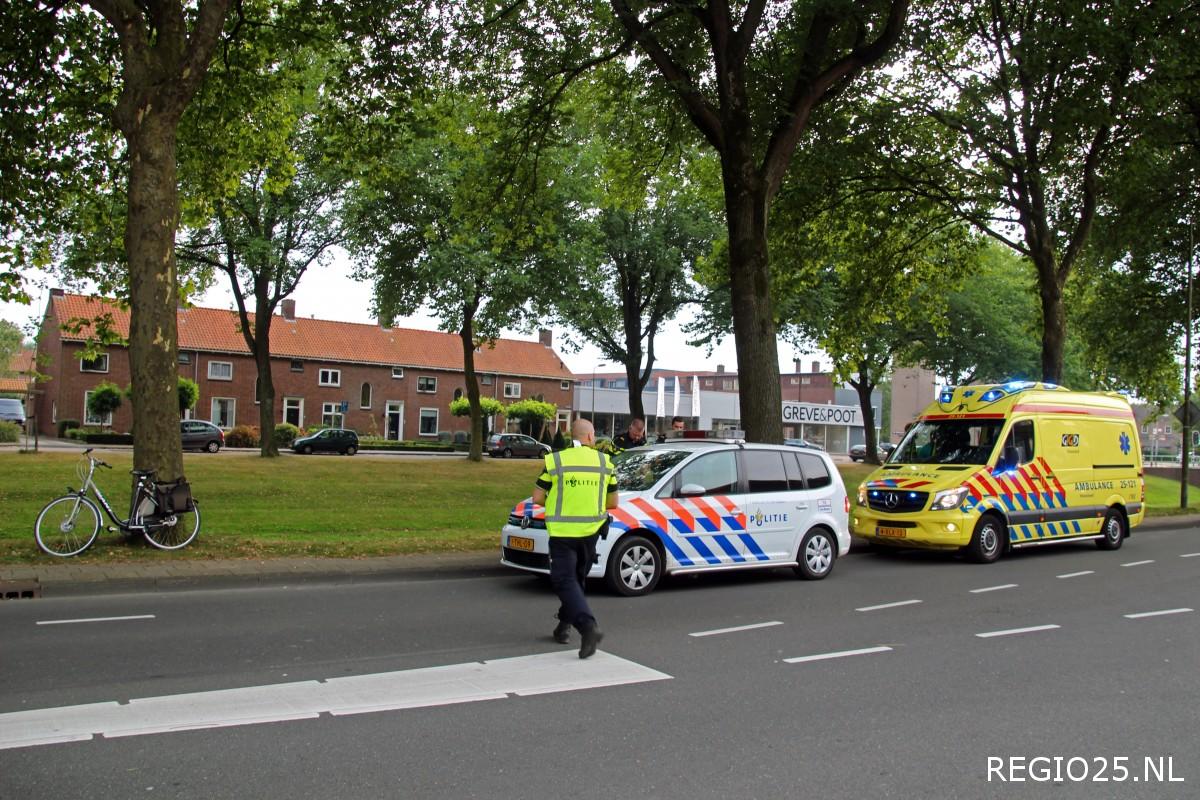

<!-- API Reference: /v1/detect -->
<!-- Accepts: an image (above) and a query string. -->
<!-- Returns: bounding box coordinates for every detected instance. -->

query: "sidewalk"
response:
[2,514,1197,599]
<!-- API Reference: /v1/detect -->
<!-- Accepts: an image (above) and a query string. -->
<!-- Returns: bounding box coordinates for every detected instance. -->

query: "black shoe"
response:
[578,623,603,659]
[552,620,571,644]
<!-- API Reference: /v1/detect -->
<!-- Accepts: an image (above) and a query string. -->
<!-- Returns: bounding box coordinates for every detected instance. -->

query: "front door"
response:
[386,401,404,441]
[660,451,746,567]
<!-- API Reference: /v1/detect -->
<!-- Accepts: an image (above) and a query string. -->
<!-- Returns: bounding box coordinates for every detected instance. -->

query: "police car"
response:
[500,432,851,596]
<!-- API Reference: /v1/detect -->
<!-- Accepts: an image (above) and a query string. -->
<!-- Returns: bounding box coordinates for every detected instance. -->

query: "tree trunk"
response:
[124,112,185,483]
[724,165,783,443]
[459,305,484,462]
[625,360,646,421]
[254,306,279,457]
[1037,267,1067,385]
[854,372,880,466]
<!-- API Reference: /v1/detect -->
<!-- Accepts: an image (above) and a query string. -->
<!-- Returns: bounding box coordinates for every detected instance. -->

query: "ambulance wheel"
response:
[605,534,661,597]
[794,527,836,580]
[1095,509,1126,550]
[966,514,1004,563]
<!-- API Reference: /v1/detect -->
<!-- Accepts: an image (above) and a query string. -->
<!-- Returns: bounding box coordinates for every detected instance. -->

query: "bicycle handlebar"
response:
[81,448,112,469]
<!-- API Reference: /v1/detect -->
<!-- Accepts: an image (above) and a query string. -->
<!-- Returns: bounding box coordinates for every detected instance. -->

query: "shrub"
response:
[178,377,199,415]
[0,421,20,443]
[225,425,261,448]
[273,422,302,447]
[87,381,124,423]
[57,419,81,437]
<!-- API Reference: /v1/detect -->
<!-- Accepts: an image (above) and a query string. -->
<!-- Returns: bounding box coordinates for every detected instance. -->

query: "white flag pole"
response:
[656,377,666,419]
[691,375,701,419]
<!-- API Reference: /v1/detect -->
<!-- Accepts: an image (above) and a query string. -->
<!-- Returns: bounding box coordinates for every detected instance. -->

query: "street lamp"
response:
[590,363,608,421]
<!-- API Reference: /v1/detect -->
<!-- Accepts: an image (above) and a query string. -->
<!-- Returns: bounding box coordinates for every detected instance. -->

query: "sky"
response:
[2,261,824,377]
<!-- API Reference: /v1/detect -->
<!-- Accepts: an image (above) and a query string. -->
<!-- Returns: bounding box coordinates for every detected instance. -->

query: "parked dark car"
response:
[850,442,895,462]
[487,433,550,459]
[0,398,26,426]
[181,419,224,452]
[784,437,823,450]
[293,428,359,455]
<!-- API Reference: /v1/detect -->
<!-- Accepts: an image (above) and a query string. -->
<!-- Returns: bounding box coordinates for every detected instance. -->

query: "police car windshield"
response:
[614,449,691,491]
[893,419,1004,466]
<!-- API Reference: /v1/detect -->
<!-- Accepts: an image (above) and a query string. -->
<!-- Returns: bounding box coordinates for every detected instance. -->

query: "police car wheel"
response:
[794,528,836,580]
[1095,509,1125,550]
[605,535,661,597]
[966,514,1004,563]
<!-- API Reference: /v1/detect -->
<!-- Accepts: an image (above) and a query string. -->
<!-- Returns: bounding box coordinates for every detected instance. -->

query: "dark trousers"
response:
[549,533,600,630]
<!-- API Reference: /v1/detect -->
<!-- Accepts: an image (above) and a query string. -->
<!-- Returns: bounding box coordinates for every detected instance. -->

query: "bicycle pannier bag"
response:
[154,477,194,513]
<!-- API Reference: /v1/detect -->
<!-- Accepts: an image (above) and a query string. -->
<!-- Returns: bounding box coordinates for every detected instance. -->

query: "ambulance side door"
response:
[1035,417,1099,535]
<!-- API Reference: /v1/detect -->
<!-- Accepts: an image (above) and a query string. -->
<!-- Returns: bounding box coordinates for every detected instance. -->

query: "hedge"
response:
[0,421,20,443]
[357,438,456,453]
[67,430,134,445]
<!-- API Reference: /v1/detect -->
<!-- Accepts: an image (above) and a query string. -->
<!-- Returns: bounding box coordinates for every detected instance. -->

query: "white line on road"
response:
[1121,560,1155,567]
[1124,608,1193,619]
[855,599,923,612]
[783,646,893,664]
[970,584,1018,594]
[689,621,783,637]
[1056,571,1095,579]
[975,625,1061,639]
[0,651,671,751]
[36,615,156,626]
[1181,553,1200,558]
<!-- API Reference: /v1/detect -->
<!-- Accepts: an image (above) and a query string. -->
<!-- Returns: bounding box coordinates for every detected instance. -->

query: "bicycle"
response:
[34,449,201,557]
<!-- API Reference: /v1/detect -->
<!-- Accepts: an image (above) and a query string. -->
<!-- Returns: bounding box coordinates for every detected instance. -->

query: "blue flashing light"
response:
[1004,380,1032,391]
[939,390,954,403]
[981,389,1004,402]
[963,390,976,398]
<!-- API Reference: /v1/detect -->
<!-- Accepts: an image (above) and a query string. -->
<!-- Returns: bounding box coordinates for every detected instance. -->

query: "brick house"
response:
[33,291,575,439]
[1,347,35,397]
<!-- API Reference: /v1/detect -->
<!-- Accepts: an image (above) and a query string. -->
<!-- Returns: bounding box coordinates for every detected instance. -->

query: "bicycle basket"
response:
[154,477,194,513]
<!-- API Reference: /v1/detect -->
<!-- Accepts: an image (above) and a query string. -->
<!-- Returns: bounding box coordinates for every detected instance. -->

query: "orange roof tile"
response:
[0,347,35,392]
[51,294,574,380]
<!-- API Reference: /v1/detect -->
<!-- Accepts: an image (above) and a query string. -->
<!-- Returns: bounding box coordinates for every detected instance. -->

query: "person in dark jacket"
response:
[612,418,647,451]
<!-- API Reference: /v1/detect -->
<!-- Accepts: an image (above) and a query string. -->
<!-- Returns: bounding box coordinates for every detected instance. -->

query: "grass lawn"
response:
[0,451,1193,564]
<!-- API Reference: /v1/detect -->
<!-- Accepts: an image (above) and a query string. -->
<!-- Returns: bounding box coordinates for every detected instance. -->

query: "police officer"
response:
[612,418,647,451]
[531,418,618,659]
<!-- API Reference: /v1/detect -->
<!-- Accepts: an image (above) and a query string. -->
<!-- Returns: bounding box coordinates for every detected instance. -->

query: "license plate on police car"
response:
[876,526,906,539]
[508,535,535,551]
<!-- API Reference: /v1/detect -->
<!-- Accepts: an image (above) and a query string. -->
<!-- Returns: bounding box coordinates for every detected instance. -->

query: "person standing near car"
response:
[612,418,647,451]
[531,418,618,659]
[656,416,686,443]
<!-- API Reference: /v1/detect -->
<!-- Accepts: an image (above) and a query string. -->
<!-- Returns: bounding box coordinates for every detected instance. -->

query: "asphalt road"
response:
[1,526,1197,800]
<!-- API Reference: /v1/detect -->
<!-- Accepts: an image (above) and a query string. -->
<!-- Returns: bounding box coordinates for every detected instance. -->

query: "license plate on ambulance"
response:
[508,535,535,551]
[876,526,907,539]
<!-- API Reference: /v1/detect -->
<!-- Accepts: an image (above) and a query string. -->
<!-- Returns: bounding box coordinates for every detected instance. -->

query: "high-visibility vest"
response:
[542,446,614,537]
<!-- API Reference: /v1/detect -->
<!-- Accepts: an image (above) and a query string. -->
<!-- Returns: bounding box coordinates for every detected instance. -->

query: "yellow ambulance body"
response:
[851,382,1145,563]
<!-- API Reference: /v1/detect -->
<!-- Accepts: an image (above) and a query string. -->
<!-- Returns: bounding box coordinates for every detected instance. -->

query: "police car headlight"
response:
[930,487,969,511]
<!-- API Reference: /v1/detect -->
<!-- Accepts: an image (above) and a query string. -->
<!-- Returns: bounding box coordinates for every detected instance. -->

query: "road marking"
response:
[970,583,1018,594]
[36,615,156,626]
[784,646,892,664]
[975,625,1060,639]
[1124,608,1193,619]
[855,599,922,612]
[0,651,670,751]
[1056,571,1094,579]
[689,621,783,637]
[1181,553,1200,558]
[1121,560,1154,567]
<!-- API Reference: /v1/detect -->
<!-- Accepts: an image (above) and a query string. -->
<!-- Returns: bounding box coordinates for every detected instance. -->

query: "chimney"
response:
[811,360,820,373]
[794,359,802,375]
[281,299,295,321]
[50,287,65,297]
[716,364,725,374]
[538,328,552,347]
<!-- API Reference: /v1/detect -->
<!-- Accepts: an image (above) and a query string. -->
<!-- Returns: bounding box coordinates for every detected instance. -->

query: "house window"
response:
[208,361,233,381]
[211,398,236,428]
[802,377,811,385]
[319,368,340,387]
[705,379,714,388]
[392,366,404,379]
[481,374,493,386]
[419,407,438,436]
[417,376,437,393]
[560,381,570,390]
[80,353,109,373]
[83,391,112,426]
[290,359,303,372]
[360,382,372,409]
[283,397,303,427]
[178,352,191,365]
[322,402,344,428]
[503,382,521,398]
[789,377,799,385]
[453,388,464,401]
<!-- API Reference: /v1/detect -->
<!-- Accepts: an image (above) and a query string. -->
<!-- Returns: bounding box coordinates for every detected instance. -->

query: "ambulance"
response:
[851,382,1145,563]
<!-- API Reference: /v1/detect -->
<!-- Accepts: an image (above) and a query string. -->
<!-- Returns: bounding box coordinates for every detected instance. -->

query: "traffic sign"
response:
[1174,400,1200,425]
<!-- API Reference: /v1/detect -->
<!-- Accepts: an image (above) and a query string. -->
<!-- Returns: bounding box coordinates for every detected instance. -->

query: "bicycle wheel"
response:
[35,495,102,557]
[143,500,201,550]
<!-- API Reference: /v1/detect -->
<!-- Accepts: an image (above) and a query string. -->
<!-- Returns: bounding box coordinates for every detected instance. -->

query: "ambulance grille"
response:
[867,490,929,513]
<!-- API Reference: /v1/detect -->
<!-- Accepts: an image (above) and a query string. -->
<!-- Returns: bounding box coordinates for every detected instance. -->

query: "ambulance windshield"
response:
[614,449,691,491]
[892,419,1005,466]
